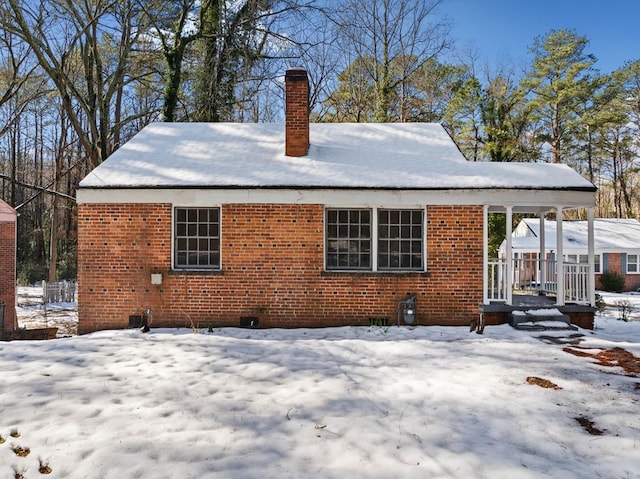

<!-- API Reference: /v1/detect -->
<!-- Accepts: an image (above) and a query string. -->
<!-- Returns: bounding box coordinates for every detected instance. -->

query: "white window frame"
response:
[172,206,222,271]
[628,253,639,274]
[566,252,600,273]
[324,206,426,273]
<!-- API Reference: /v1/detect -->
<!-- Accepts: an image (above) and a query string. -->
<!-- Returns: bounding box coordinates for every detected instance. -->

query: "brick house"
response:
[504,218,640,292]
[76,68,598,334]
[0,198,17,336]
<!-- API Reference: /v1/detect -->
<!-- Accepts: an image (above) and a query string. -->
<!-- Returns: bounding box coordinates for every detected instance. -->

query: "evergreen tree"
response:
[443,75,483,160]
[522,29,598,164]
[481,73,532,162]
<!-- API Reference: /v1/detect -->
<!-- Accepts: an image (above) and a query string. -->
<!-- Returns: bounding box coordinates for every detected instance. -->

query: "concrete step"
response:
[509,309,576,331]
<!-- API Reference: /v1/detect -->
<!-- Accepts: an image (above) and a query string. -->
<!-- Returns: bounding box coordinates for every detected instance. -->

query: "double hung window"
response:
[326,208,424,272]
[174,208,220,270]
[628,254,639,273]
[566,253,600,273]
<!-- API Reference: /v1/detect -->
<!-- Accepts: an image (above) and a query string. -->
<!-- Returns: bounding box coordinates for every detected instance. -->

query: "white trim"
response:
[539,214,546,288]
[483,205,489,304]
[556,207,564,306]
[627,253,640,273]
[77,187,596,209]
[506,206,513,305]
[587,208,595,306]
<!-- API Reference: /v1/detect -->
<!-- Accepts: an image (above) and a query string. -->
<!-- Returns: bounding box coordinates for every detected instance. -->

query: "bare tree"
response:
[334,0,450,122]
[6,0,149,168]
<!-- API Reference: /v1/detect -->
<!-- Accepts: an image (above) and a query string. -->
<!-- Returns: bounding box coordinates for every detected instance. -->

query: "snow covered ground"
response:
[1,289,639,478]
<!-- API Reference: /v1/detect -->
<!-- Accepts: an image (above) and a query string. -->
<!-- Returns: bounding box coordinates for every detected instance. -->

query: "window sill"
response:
[168,269,223,276]
[322,270,430,278]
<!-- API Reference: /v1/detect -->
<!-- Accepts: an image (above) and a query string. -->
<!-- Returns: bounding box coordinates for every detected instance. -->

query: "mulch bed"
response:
[563,346,640,376]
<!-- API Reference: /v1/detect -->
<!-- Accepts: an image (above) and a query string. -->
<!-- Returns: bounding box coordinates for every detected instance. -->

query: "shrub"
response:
[594,293,606,313]
[600,271,625,292]
[614,299,633,321]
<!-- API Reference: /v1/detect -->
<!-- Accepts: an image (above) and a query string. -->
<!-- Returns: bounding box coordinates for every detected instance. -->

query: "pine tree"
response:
[522,29,598,164]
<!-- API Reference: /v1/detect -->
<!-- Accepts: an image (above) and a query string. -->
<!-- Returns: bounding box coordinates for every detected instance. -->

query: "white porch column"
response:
[539,213,546,290]
[483,205,489,304]
[506,206,513,305]
[587,207,595,306]
[556,207,564,306]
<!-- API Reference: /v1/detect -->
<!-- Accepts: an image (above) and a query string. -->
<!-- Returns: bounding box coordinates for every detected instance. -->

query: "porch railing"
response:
[487,258,590,305]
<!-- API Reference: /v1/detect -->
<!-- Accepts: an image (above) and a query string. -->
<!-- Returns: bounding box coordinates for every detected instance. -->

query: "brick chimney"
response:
[285,67,309,157]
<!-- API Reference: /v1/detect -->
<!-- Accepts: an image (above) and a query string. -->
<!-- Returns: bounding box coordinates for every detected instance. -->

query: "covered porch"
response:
[480,202,597,330]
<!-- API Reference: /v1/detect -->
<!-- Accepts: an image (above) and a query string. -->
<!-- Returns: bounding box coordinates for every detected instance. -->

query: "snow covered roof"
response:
[79,122,596,191]
[512,218,640,251]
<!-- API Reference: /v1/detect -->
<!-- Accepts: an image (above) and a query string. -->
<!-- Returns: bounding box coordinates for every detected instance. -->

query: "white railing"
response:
[487,259,508,301]
[563,263,590,304]
[487,258,590,305]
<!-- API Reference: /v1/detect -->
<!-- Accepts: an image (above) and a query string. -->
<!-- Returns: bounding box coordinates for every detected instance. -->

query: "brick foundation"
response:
[77,203,484,333]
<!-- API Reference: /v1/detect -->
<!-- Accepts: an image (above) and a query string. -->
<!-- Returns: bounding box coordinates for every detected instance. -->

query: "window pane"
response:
[325,209,372,270]
[174,207,221,269]
[378,209,424,271]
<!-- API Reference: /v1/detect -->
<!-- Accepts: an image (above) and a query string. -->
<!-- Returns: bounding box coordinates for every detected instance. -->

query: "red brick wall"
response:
[77,203,484,333]
[0,220,17,333]
[595,253,640,291]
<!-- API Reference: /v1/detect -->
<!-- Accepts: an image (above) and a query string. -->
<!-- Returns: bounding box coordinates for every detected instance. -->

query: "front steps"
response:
[509,308,577,331]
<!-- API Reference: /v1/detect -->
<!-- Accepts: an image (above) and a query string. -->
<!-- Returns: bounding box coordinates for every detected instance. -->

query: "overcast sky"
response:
[441,0,640,73]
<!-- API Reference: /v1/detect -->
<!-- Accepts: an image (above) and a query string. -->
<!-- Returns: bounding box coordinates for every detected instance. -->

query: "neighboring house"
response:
[76,68,598,333]
[0,198,17,337]
[503,218,640,292]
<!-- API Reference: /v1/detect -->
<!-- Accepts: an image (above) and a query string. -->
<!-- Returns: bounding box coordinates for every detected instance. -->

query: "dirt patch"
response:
[563,346,640,377]
[575,416,605,435]
[526,376,562,390]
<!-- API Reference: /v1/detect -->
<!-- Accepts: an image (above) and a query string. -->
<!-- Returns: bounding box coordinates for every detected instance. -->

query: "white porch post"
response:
[556,207,564,306]
[539,213,546,290]
[483,205,489,304]
[587,207,595,306]
[506,206,513,305]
